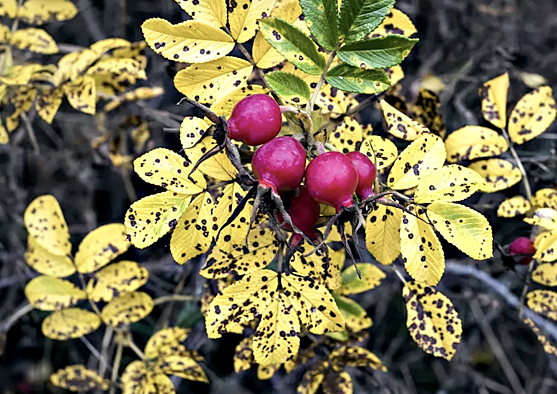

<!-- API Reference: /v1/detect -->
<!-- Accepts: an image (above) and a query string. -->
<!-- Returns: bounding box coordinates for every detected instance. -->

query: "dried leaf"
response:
[526,290,557,321]
[63,76,96,115]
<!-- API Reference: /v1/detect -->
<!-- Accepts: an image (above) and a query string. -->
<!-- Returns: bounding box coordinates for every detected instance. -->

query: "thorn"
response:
[187,143,223,182]
[178,96,221,125]
[216,185,257,240]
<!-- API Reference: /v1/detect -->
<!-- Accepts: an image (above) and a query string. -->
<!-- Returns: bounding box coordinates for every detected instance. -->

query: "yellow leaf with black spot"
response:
[509,86,556,145]
[332,294,372,333]
[25,237,75,277]
[125,192,191,249]
[444,126,508,163]
[329,117,363,154]
[17,0,77,24]
[42,308,101,340]
[234,337,254,373]
[359,135,398,170]
[51,365,109,391]
[145,327,190,359]
[401,205,444,285]
[403,281,462,360]
[63,76,96,115]
[141,18,234,63]
[523,318,557,357]
[468,159,522,192]
[427,202,493,260]
[170,192,216,264]
[90,38,132,55]
[121,361,175,394]
[322,371,352,394]
[0,23,10,43]
[184,138,238,181]
[330,346,387,370]
[133,148,206,193]
[479,72,509,128]
[101,291,153,328]
[25,276,86,311]
[174,0,227,28]
[103,86,164,113]
[524,208,557,231]
[74,223,130,273]
[174,57,253,104]
[35,88,63,124]
[0,0,16,18]
[212,84,270,117]
[414,165,486,204]
[298,368,325,394]
[229,0,276,43]
[532,188,557,210]
[87,261,148,302]
[0,121,7,144]
[380,99,430,141]
[526,290,557,321]
[413,89,446,138]
[155,354,208,382]
[388,134,446,190]
[212,182,252,245]
[86,58,147,80]
[534,230,557,262]
[365,202,403,265]
[337,263,386,295]
[386,65,404,85]
[5,85,37,131]
[290,244,344,290]
[532,263,557,287]
[258,363,280,380]
[498,196,531,218]
[15,28,60,49]
[24,194,71,256]
[318,84,359,116]
[372,8,417,37]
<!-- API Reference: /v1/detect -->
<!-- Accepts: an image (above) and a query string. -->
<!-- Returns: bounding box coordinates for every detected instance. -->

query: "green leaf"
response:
[338,35,418,69]
[259,17,326,76]
[299,0,339,51]
[265,71,310,104]
[326,63,390,94]
[339,0,395,44]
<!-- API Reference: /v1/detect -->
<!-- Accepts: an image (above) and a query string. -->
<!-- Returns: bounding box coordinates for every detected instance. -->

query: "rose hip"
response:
[346,151,377,200]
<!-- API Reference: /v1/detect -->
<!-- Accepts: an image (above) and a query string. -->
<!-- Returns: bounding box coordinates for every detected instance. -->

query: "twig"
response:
[20,113,40,155]
[126,335,146,361]
[98,326,114,375]
[391,265,408,283]
[79,336,109,367]
[0,302,33,332]
[152,294,200,306]
[109,341,123,394]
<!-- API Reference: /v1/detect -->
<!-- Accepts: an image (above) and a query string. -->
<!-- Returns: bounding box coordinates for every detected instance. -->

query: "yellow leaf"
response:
[74,223,130,273]
[509,86,556,145]
[90,38,132,55]
[419,73,445,94]
[380,99,430,141]
[0,23,11,43]
[468,159,522,192]
[365,202,403,265]
[524,208,557,231]
[401,205,444,286]
[170,192,216,264]
[101,291,154,328]
[87,261,148,302]
[154,354,207,382]
[35,87,63,124]
[180,116,211,149]
[329,117,363,154]
[211,84,270,117]
[290,244,345,290]
[133,148,207,193]
[24,194,71,256]
[17,0,77,24]
[298,368,325,394]
[388,134,446,190]
[253,292,301,366]
[534,230,557,262]
[174,57,253,104]
[337,263,386,295]
[526,290,557,321]
[258,363,280,380]
[25,276,86,311]
[386,65,404,86]
[359,135,398,170]
[330,346,387,370]
[403,281,462,360]
[145,327,189,359]
[414,165,486,204]
[5,85,36,132]
[372,8,417,37]
[103,86,163,112]
[444,126,508,163]
[413,89,446,138]
[121,361,175,394]
[518,72,548,90]
[174,0,227,28]
[0,64,41,85]
[322,371,352,394]
[532,263,557,287]
[11,28,58,54]
[51,365,109,391]
[184,137,238,181]
[332,294,372,333]
[0,0,16,18]
[234,337,254,372]
[0,120,7,144]
[141,18,234,63]
[86,58,147,80]
[497,196,532,218]
[25,236,75,277]
[523,318,557,357]
[211,183,251,245]
[427,202,493,260]
[63,76,96,115]
[479,72,509,128]
[229,0,276,43]
[532,188,557,210]
[42,308,101,340]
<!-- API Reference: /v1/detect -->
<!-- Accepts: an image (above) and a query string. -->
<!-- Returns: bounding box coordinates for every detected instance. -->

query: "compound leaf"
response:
[121,361,174,394]
[497,196,531,218]
[265,70,310,104]
[524,208,557,231]
[338,35,417,69]
[509,86,557,145]
[50,365,109,391]
[414,165,486,204]
[87,261,149,302]
[332,294,372,333]
[445,126,508,163]
[174,0,227,28]
[229,0,276,43]
[42,308,101,340]
[141,18,234,63]
[365,202,403,265]
[330,346,387,370]
[380,99,429,141]
[299,0,338,51]
[234,337,254,372]
[523,318,557,357]
[403,281,462,360]
[101,291,154,328]
[74,223,130,273]
[534,230,557,262]
[427,202,493,260]
[25,276,86,311]
[339,0,395,43]
[468,159,522,192]
[359,135,398,170]
[479,72,509,129]
[326,63,391,94]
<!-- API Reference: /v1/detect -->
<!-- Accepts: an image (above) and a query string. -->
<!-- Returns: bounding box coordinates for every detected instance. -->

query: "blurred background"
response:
[1,0,557,393]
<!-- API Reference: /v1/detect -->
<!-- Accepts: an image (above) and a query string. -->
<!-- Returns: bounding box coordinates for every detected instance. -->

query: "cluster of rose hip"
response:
[217,93,377,252]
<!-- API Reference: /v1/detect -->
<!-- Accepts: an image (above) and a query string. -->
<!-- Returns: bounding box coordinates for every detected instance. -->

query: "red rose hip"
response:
[509,236,536,265]
[279,186,320,241]
[252,136,307,193]
[227,94,282,146]
[346,151,377,200]
[305,151,359,212]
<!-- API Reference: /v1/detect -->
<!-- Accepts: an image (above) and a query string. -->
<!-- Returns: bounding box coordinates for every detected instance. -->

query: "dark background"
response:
[1,0,557,393]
